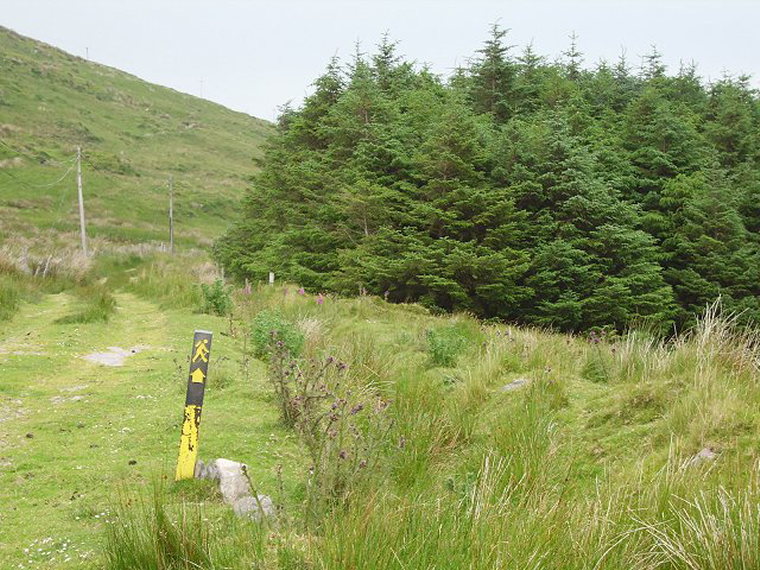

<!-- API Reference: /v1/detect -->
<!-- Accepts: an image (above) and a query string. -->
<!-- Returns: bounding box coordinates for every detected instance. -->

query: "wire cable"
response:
[26,157,76,188]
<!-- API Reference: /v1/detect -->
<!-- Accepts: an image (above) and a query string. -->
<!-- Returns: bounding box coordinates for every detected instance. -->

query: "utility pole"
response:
[76,146,88,256]
[168,175,174,254]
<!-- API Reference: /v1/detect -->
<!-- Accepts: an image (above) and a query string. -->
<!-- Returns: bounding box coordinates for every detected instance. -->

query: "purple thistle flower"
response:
[316,293,325,305]
[298,287,306,295]
[350,403,364,415]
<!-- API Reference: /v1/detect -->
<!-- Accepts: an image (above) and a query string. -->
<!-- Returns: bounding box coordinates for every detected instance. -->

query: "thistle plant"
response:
[266,338,391,524]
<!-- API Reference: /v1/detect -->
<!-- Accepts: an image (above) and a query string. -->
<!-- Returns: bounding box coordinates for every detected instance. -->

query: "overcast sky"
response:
[3,1,758,121]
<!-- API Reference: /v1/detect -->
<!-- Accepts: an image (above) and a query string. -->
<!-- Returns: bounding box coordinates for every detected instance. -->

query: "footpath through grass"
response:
[0,289,301,569]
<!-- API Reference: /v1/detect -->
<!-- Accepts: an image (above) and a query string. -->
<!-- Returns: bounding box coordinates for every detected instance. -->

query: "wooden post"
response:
[168,176,174,255]
[76,146,88,256]
[268,272,275,285]
[175,330,212,480]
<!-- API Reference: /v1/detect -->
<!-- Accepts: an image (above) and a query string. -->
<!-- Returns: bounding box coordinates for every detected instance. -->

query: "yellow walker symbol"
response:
[176,330,213,480]
[193,338,209,363]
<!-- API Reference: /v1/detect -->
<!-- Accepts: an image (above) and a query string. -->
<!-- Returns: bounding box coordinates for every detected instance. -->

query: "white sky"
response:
[3,0,759,121]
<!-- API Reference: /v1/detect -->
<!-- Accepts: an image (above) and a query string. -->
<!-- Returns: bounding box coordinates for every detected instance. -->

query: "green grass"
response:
[2,253,760,569]
[0,266,304,568]
[0,26,272,249]
[54,284,116,324]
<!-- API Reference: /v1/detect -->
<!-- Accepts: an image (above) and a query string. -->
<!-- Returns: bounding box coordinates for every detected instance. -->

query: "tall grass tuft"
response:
[426,320,480,367]
[55,283,117,324]
[105,485,267,570]
[0,274,22,321]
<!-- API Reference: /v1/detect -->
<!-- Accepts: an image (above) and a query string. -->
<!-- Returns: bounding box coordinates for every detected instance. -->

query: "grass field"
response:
[1,250,759,569]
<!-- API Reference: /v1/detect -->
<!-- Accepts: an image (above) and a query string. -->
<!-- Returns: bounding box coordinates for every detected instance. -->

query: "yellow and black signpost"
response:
[175,330,212,480]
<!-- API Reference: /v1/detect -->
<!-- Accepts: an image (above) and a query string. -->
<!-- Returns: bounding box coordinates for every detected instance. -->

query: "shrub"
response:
[426,325,470,367]
[251,310,304,359]
[200,278,232,316]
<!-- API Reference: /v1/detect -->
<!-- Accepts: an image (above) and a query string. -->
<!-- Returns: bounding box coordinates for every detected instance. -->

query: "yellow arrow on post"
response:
[190,368,206,383]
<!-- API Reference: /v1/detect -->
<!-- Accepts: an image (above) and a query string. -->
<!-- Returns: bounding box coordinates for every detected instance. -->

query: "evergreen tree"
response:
[468,23,517,122]
[659,171,760,325]
[562,32,584,81]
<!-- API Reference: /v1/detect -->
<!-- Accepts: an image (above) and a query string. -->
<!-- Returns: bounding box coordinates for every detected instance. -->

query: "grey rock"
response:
[196,458,274,522]
[232,494,275,521]
[50,395,85,405]
[500,378,530,392]
[688,447,717,467]
[82,345,148,367]
[194,459,219,480]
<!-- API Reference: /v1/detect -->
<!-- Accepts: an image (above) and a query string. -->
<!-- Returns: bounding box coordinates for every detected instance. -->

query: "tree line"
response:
[216,26,760,332]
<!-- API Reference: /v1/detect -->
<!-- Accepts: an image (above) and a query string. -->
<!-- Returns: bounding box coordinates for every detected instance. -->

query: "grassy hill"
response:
[0,26,273,250]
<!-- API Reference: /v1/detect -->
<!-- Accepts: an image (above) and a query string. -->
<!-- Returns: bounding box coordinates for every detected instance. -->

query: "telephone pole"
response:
[168,175,174,254]
[76,146,88,256]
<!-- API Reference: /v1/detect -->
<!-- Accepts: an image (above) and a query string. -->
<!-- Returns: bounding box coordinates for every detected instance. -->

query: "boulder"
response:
[195,458,274,522]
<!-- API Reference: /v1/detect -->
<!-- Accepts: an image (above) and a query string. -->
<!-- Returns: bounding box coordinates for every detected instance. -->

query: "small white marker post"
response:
[268,272,275,285]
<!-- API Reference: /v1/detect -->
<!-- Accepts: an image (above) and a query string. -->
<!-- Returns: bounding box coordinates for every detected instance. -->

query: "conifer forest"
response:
[217,27,760,333]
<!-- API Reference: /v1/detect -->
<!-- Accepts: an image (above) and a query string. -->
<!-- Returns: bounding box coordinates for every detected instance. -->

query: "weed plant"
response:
[251,310,305,359]
[200,279,232,316]
[266,338,392,525]
[426,323,475,367]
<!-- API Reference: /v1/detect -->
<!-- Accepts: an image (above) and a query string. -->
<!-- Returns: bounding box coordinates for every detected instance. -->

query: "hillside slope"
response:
[0,26,272,248]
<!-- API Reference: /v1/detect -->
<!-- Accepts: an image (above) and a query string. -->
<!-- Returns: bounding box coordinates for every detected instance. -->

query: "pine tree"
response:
[468,23,517,122]
[562,32,584,81]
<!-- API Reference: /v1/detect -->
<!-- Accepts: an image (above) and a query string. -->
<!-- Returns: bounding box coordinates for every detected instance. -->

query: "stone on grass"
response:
[232,494,275,519]
[687,447,717,467]
[500,378,530,392]
[195,458,275,522]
